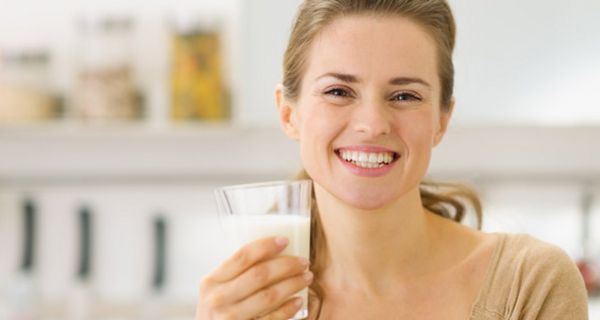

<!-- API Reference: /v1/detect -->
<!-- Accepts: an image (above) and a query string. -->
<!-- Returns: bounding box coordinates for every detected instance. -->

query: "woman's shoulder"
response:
[471,232,588,319]
[497,232,574,267]
[488,232,584,291]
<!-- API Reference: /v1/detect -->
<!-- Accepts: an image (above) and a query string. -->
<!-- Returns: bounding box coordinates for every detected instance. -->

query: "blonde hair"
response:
[283,0,482,318]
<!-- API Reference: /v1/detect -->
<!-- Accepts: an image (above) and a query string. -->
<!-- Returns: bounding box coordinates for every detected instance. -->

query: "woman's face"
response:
[278,15,453,210]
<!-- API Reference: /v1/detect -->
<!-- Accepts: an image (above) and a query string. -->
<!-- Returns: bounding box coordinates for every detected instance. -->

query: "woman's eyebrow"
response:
[315,72,431,88]
[389,77,431,88]
[315,72,358,83]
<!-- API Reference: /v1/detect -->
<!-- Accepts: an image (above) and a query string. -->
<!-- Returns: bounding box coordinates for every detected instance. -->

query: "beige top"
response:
[470,233,589,320]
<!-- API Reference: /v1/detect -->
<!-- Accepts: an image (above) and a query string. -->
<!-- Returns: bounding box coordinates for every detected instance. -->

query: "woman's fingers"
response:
[223,255,310,303]
[256,297,304,320]
[206,236,289,283]
[232,270,313,320]
[196,236,311,320]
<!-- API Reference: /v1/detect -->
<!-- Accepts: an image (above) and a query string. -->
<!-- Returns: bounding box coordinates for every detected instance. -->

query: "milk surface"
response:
[221,214,311,319]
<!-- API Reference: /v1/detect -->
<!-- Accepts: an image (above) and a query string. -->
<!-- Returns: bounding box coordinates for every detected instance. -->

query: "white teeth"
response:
[354,161,384,169]
[339,149,396,168]
[368,153,378,163]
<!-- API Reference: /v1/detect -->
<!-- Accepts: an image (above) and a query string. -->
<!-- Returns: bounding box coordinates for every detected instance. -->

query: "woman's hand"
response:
[196,236,313,320]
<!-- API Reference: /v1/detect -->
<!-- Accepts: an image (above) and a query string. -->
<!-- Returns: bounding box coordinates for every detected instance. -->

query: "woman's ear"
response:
[275,84,300,140]
[433,97,455,146]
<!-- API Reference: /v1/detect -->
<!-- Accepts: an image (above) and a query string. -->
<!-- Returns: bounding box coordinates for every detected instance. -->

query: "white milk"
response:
[221,214,311,319]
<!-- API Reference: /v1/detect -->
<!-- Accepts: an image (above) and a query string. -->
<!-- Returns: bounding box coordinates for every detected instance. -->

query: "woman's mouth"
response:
[334,148,400,169]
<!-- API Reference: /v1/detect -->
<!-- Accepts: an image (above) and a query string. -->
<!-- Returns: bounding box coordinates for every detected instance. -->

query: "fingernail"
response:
[298,257,310,267]
[303,271,313,282]
[275,236,288,247]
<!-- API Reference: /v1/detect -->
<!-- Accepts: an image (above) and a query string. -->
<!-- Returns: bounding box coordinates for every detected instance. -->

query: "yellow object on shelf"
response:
[171,29,228,121]
[0,85,58,123]
[0,50,60,124]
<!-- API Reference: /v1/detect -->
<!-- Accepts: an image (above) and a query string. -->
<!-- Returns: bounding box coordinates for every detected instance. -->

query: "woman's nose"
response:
[351,102,392,138]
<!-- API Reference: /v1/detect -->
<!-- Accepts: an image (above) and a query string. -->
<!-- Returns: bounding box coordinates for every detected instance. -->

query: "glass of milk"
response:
[214,180,312,320]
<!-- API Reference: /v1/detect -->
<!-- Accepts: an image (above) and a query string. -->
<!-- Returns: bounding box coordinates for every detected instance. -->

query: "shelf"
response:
[1,124,600,185]
[0,120,238,137]
[0,123,300,184]
[430,125,600,183]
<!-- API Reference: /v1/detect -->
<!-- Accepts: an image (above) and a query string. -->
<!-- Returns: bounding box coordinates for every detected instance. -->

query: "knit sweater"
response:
[469,233,588,319]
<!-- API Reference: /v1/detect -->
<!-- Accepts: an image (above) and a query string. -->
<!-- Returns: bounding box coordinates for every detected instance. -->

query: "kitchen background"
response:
[0,0,599,319]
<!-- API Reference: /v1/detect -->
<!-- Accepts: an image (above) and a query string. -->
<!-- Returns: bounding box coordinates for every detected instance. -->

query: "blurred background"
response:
[0,0,599,318]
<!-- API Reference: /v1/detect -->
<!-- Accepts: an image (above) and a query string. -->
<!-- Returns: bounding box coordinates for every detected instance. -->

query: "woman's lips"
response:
[334,147,400,177]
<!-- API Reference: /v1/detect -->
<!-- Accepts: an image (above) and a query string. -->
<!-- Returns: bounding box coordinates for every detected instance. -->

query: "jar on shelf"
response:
[72,15,142,122]
[0,49,61,124]
[170,16,229,122]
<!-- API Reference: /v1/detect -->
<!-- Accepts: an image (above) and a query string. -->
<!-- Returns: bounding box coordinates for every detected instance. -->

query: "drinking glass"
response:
[214,180,312,320]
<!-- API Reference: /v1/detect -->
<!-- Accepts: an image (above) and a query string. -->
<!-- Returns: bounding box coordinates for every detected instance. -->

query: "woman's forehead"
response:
[305,15,439,85]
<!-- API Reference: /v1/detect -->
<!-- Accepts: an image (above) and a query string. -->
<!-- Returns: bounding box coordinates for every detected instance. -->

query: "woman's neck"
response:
[315,183,442,297]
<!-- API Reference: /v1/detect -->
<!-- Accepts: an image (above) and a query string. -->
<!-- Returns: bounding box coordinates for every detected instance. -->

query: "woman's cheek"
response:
[396,114,435,143]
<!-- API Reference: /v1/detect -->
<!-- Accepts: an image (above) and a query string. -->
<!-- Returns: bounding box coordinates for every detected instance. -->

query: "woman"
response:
[197,0,588,319]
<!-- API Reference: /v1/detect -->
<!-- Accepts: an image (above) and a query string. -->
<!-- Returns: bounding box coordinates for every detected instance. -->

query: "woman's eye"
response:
[325,88,350,97]
[392,92,421,102]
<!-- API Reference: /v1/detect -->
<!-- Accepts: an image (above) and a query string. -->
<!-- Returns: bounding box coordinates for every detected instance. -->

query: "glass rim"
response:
[214,179,312,193]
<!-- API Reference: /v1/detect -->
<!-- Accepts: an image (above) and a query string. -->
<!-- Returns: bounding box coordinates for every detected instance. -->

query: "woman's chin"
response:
[313,179,413,212]
[337,191,397,211]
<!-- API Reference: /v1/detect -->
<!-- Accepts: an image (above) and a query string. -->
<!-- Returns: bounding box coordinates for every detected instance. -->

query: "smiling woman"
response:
[195,1,589,319]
